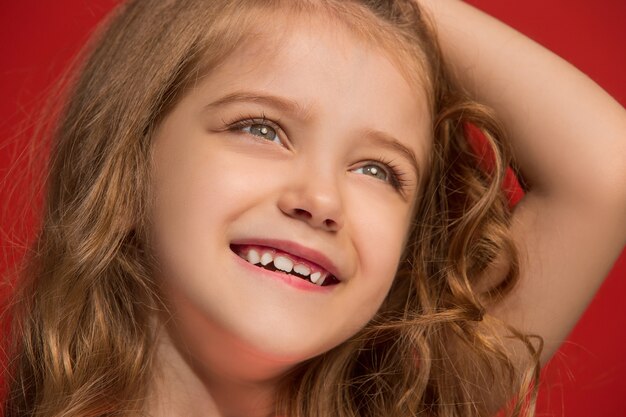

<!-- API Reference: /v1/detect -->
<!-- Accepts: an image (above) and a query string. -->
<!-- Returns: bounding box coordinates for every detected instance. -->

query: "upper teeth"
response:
[246,249,261,265]
[293,264,311,276]
[309,271,322,284]
[260,251,273,266]
[274,255,293,273]
[240,248,328,286]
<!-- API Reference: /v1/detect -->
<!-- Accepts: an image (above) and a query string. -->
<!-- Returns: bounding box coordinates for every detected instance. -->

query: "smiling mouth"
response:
[230,244,340,287]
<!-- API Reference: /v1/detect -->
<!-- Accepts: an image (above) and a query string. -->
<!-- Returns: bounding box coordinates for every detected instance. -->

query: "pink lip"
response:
[229,238,342,281]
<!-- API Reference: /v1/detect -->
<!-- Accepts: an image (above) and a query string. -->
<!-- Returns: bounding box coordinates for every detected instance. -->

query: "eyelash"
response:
[223,112,284,143]
[222,114,409,193]
[364,156,409,192]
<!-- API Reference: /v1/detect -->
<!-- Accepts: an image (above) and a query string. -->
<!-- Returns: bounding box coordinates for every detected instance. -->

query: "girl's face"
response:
[151,15,431,377]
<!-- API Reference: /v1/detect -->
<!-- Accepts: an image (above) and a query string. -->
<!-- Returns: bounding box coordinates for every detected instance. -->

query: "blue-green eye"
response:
[244,123,278,142]
[227,116,284,146]
[354,164,390,182]
[352,158,410,194]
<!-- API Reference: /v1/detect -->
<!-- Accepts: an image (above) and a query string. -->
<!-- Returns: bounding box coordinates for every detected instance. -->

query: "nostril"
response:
[323,219,337,229]
[293,208,312,219]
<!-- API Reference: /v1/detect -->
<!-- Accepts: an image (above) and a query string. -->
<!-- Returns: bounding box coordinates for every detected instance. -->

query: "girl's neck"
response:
[145,327,281,417]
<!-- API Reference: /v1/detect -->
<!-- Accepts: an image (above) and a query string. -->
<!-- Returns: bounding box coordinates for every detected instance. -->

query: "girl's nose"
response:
[277,174,344,233]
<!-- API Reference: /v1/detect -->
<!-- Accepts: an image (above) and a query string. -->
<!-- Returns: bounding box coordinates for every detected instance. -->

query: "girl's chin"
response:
[162,315,336,381]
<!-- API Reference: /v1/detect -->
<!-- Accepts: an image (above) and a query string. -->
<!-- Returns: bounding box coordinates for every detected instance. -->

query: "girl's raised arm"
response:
[420,0,626,364]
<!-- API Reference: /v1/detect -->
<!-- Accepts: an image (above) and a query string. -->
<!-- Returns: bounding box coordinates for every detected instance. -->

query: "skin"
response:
[148,14,431,417]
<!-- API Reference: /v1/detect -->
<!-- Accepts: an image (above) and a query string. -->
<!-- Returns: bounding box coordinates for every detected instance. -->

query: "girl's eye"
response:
[244,123,279,142]
[226,116,285,146]
[354,163,390,182]
[352,159,409,194]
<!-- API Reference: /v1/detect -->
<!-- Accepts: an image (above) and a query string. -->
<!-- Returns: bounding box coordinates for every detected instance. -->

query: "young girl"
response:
[1,1,625,416]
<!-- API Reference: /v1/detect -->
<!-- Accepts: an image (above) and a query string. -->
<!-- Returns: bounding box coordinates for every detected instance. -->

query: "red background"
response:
[1,1,625,415]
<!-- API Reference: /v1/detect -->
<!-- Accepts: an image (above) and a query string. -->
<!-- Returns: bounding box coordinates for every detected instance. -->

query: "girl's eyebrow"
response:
[205,90,421,178]
[204,90,314,121]
[360,128,421,179]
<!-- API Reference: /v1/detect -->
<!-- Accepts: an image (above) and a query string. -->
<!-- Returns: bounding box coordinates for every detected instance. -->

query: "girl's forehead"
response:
[199,11,432,126]
[202,3,432,103]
